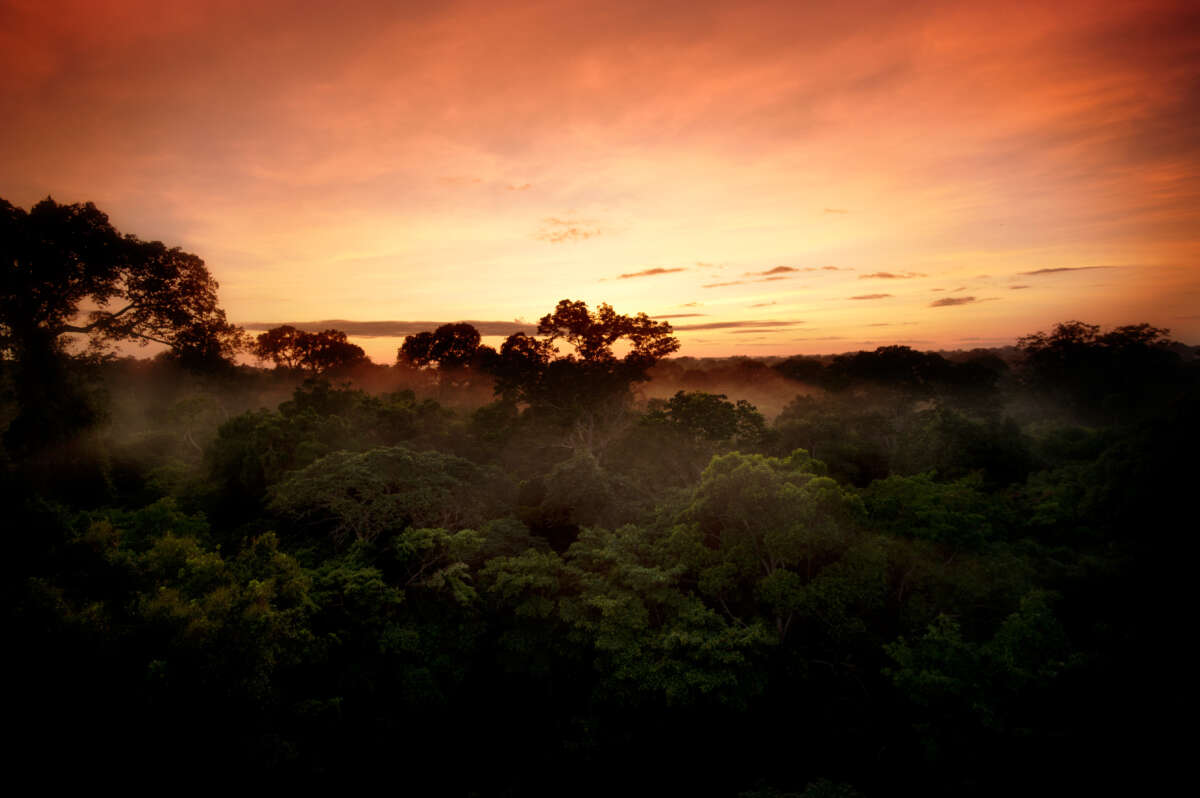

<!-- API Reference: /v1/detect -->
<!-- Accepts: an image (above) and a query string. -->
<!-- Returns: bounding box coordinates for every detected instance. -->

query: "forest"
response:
[3,197,1196,793]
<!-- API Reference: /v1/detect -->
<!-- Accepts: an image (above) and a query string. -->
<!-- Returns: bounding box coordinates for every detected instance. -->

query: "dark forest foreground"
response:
[3,197,1195,793]
[5,324,1195,794]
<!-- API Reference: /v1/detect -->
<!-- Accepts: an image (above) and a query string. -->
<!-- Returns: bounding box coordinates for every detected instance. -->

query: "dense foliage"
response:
[1,204,1192,791]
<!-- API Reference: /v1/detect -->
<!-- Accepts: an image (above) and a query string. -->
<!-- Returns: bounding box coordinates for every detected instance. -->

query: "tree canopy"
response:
[1,196,243,453]
[251,325,367,375]
[0,196,243,364]
[398,323,488,370]
[492,299,679,411]
[4,308,1190,793]
[1017,320,1179,418]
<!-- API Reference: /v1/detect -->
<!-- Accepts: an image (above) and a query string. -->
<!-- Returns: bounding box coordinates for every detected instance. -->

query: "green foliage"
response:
[540,450,619,528]
[885,591,1073,735]
[678,450,885,645]
[863,472,1011,549]
[206,382,452,503]
[268,446,511,544]
[562,524,773,706]
[893,406,1031,485]
[647,390,767,445]
[773,394,896,485]
[41,500,317,705]
[6,311,1183,789]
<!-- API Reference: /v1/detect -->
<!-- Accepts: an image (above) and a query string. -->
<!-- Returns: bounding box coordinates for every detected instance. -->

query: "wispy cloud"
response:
[749,301,776,308]
[1010,284,1030,290]
[930,297,977,307]
[674,320,804,331]
[653,313,707,318]
[850,293,892,300]
[860,271,927,279]
[702,280,745,288]
[536,217,604,243]
[1019,266,1113,275]
[745,265,799,276]
[617,267,686,279]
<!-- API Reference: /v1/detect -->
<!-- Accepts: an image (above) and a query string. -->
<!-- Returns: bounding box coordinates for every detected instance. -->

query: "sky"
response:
[2,0,1198,362]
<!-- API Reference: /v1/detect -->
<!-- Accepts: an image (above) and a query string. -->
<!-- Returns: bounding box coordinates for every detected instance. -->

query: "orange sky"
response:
[3,0,1198,361]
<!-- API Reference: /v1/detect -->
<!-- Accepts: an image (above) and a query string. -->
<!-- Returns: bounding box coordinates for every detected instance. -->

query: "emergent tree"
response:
[1,196,244,452]
[491,300,679,451]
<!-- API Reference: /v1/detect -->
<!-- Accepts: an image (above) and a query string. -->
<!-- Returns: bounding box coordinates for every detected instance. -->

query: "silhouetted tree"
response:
[0,196,242,363]
[488,300,679,454]
[295,328,368,375]
[827,345,953,394]
[1018,320,1179,418]
[1,196,242,452]
[252,325,366,375]
[493,300,679,407]
[251,325,307,369]
[398,323,483,370]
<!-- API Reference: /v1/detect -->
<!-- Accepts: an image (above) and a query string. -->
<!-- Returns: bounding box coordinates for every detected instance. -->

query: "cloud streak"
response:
[1019,266,1114,275]
[618,267,686,279]
[745,266,799,276]
[674,320,805,331]
[850,293,892,300]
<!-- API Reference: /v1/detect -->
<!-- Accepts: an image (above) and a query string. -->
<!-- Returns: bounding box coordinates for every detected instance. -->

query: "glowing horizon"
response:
[3,0,1198,360]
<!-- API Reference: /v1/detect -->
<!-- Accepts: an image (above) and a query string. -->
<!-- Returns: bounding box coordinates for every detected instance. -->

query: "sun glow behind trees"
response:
[1,0,1196,353]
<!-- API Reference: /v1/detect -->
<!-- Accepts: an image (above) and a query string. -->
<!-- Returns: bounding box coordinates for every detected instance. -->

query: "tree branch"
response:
[58,302,139,335]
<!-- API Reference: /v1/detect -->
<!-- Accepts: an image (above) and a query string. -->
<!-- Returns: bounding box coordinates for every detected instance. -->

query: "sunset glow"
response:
[3,0,1197,361]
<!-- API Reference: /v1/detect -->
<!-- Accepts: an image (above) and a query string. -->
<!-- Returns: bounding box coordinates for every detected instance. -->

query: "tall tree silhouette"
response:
[398,323,485,370]
[1,197,242,363]
[1,196,243,452]
[492,300,679,452]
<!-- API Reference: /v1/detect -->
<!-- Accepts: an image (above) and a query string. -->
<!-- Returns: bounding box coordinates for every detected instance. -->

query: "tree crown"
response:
[0,196,243,365]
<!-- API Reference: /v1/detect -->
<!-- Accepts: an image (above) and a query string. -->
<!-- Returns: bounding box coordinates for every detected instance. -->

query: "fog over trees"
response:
[2,197,1194,793]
